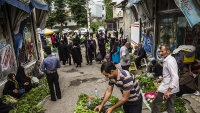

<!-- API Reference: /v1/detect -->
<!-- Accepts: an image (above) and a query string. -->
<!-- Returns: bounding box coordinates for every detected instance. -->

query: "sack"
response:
[105,54,111,62]
[96,52,102,61]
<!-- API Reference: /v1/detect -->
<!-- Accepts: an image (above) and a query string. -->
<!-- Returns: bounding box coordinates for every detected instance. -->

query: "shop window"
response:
[0,23,16,83]
[14,17,37,66]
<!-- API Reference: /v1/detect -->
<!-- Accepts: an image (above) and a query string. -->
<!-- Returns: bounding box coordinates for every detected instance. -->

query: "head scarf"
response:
[7,73,19,89]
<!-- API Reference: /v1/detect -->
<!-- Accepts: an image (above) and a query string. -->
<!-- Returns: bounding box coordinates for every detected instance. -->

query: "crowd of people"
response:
[1,28,200,113]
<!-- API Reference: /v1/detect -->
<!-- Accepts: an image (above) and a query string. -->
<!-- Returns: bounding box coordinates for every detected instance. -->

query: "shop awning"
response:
[126,0,140,8]
[30,0,49,11]
[0,0,31,13]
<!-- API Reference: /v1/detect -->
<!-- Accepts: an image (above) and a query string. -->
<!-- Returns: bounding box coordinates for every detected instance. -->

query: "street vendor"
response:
[94,62,142,113]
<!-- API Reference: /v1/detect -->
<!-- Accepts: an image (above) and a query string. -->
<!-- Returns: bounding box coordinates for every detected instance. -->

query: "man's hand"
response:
[163,90,170,99]
[157,77,163,83]
[94,104,103,113]
[13,89,18,93]
[106,107,114,113]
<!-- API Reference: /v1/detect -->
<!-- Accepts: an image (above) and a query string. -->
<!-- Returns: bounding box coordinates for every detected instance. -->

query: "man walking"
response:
[120,42,131,70]
[41,46,61,101]
[94,62,142,113]
[152,44,179,113]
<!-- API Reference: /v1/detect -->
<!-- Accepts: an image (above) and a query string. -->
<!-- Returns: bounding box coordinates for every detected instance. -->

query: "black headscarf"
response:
[15,66,31,84]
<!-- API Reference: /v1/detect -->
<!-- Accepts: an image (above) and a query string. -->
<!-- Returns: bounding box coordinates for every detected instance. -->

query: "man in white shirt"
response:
[152,44,179,113]
[120,42,131,70]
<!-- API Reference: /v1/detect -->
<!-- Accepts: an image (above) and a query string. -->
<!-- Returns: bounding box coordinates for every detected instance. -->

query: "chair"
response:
[140,58,148,70]
[129,61,137,71]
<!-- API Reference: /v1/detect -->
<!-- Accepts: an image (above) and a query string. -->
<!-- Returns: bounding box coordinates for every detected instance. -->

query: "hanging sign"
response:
[174,0,200,27]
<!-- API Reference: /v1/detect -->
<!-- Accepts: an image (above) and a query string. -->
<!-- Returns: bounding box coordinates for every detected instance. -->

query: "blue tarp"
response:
[30,0,49,11]
[0,0,49,12]
[0,0,31,13]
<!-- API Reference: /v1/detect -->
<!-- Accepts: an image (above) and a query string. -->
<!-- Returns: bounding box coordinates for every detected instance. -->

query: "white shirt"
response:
[158,55,179,94]
[120,46,130,66]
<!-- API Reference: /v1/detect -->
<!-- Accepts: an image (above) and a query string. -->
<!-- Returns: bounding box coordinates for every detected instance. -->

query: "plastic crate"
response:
[183,54,195,63]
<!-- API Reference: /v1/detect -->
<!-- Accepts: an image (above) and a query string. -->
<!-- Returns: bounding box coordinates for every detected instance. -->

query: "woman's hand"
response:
[13,89,18,93]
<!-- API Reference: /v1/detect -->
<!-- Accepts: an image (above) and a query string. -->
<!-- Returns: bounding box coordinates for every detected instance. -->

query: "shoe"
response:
[57,97,61,99]
[51,99,56,101]
[193,91,200,96]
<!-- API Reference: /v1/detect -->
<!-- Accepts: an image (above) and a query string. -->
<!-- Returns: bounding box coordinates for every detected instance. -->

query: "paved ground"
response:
[42,47,150,113]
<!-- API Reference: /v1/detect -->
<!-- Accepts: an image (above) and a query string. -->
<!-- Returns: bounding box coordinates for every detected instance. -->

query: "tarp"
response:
[126,0,141,8]
[0,0,49,12]
[0,0,31,13]
[30,0,49,11]
[174,0,200,27]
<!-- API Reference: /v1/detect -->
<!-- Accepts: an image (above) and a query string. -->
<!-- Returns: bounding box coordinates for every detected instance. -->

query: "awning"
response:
[30,0,49,11]
[0,0,49,12]
[126,0,140,8]
[0,0,31,13]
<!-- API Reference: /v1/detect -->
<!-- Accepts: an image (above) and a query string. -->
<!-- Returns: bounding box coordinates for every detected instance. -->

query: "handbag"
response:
[96,52,102,61]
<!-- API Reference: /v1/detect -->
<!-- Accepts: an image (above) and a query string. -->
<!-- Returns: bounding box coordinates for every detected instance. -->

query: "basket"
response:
[183,54,195,63]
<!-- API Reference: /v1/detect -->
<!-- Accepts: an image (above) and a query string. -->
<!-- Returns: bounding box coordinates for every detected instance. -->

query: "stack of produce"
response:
[136,74,187,113]
[2,77,49,113]
[74,94,124,113]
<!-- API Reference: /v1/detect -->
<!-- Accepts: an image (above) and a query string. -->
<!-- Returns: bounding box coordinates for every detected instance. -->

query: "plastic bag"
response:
[96,52,102,61]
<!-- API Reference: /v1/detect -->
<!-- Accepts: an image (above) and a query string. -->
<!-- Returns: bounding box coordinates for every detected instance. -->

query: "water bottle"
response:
[94,88,98,97]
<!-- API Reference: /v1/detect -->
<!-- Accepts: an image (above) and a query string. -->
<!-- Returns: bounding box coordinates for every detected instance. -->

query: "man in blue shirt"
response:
[41,46,61,101]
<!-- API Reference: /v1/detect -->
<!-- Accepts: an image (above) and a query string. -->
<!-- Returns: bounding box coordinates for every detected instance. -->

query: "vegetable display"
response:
[74,94,124,113]
[136,74,187,113]
[2,77,49,113]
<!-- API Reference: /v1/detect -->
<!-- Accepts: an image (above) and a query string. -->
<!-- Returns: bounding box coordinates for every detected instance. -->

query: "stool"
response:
[129,62,137,71]
[140,58,148,70]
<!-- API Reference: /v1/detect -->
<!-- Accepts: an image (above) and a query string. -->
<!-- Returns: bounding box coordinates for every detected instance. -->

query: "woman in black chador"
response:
[57,41,68,65]
[86,40,94,65]
[72,42,82,67]
[3,73,29,99]
[15,66,32,92]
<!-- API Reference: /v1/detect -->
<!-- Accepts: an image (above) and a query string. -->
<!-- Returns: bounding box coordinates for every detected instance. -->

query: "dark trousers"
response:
[46,72,61,101]
[86,52,92,64]
[176,85,196,97]
[135,58,142,68]
[122,65,130,71]
[123,96,142,113]
[152,92,176,113]
[68,54,72,65]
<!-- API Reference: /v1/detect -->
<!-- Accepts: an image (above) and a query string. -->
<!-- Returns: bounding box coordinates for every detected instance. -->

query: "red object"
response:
[144,92,157,100]
[51,35,55,43]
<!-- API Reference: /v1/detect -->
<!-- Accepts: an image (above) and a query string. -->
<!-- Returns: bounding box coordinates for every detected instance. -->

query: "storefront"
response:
[156,0,200,60]
[0,0,49,86]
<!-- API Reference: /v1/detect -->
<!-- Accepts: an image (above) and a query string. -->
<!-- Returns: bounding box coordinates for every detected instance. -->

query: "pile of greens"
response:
[74,94,124,113]
[136,74,187,112]
[2,77,49,113]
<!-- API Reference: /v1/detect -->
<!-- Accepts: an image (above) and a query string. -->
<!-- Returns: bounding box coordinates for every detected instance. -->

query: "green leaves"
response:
[74,94,124,113]
[4,77,50,113]
[66,0,87,26]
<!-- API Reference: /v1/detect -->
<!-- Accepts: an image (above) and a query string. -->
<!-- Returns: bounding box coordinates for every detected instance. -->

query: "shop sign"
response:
[174,0,200,27]
[141,34,153,55]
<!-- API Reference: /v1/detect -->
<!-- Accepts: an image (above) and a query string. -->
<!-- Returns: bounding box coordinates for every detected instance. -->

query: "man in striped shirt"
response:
[94,62,142,113]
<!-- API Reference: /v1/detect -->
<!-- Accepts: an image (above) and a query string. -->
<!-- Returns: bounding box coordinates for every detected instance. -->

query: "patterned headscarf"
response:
[7,73,19,89]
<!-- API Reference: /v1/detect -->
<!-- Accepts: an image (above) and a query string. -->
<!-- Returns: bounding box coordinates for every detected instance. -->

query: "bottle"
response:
[94,88,98,97]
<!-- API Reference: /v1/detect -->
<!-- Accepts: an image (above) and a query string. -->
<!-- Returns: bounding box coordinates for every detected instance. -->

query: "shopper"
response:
[152,44,179,113]
[120,42,131,70]
[41,46,61,101]
[94,62,142,113]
